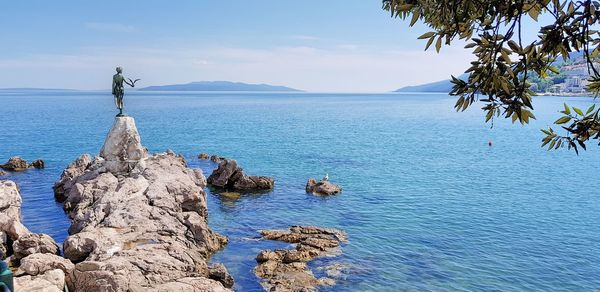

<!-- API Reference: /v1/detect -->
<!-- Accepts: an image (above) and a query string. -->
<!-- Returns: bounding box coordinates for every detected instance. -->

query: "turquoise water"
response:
[1,91,600,291]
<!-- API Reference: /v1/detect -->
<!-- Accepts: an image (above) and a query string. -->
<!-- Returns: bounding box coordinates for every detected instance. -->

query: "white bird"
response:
[323,173,329,181]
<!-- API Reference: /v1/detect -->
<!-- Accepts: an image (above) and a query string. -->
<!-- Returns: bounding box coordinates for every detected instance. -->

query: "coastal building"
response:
[548,84,565,94]
[564,75,588,93]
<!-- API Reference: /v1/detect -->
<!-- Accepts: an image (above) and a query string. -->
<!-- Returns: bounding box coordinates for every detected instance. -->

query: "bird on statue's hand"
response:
[128,78,141,88]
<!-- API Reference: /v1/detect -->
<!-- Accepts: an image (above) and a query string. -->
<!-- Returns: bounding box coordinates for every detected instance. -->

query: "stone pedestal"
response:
[99,116,148,173]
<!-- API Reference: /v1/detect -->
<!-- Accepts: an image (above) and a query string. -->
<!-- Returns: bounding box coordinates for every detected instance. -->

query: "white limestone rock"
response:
[14,269,64,292]
[99,116,148,174]
[0,180,22,220]
[16,253,75,276]
[55,117,232,291]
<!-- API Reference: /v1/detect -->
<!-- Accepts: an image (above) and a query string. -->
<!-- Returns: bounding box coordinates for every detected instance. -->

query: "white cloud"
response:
[0,43,474,92]
[289,35,321,41]
[85,22,137,33]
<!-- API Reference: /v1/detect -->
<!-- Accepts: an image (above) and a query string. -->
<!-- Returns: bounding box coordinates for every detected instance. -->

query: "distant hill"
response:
[394,52,587,93]
[139,81,302,92]
[394,74,468,93]
[0,88,78,92]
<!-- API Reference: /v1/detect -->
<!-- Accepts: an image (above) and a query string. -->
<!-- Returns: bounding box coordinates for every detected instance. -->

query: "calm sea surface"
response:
[0,91,599,291]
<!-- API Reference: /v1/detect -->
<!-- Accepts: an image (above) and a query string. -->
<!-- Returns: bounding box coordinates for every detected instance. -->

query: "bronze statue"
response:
[112,67,140,116]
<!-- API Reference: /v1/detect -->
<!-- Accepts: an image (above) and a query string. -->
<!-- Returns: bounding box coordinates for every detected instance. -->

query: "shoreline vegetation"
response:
[395,53,600,97]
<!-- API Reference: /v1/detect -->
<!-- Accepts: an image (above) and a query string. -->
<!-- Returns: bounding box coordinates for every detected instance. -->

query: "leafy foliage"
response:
[383,0,600,153]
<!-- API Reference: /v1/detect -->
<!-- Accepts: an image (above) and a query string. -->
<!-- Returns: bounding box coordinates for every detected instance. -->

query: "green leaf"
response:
[501,50,511,64]
[410,11,420,26]
[508,40,520,52]
[586,104,596,115]
[573,107,584,116]
[435,36,442,53]
[501,81,510,94]
[548,139,556,150]
[555,116,571,124]
[563,103,571,115]
[425,36,435,51]
[485,109,494,122]
[418,32,435,39]
[528,7,540,21]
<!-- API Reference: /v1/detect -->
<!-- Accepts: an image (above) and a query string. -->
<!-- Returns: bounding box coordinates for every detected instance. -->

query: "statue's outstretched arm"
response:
[124,79,134,87]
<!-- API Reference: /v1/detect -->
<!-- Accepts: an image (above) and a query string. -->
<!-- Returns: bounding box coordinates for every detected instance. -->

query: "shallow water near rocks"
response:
[1,91,600,291]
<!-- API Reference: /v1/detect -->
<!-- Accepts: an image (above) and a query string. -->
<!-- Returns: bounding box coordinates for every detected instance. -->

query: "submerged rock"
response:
[55,116,231,291]
[255,226,347,291]
[0,156,45,171]
[0,170,6,176]
[207,159,274,192]
[198,153,210,160]
[219,192,241,200]
[306,178,342,196]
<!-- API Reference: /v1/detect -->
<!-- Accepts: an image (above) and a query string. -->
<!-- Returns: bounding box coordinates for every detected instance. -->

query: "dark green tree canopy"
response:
[383,0,600,154]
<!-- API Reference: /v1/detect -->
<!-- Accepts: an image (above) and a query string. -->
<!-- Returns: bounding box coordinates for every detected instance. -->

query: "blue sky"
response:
[0,1,543,92]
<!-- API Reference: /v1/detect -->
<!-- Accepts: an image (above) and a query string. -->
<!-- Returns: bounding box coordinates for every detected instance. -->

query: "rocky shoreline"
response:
[51,116,233,291]
[0,180,70,292]
[1,116,348,291]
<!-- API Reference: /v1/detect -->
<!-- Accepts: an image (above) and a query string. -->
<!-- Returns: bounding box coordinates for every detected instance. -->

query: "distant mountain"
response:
[0,88,78,91]
[394,74,469,93]
[139,81,302,92]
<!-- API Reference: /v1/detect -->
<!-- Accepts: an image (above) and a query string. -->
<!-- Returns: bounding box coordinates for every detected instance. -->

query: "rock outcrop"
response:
[53,154,93,202]
[207,159,274,192]
[255,226,347,291]
[0,157,45,171]
[198,153,210,160]
[16,253,75,277]
[210,155,226,164]
[306,178,342,196]
[13,233,60,260]
[30,159,45,169]
[0,180,69,292]
[15,270,66,292]
[54,116,231,291]
[0,180,23,221]
[0,157,28,171]
[208,263,234,289]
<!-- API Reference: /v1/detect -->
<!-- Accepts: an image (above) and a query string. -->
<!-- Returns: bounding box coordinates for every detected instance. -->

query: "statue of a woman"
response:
[112,67,139,116]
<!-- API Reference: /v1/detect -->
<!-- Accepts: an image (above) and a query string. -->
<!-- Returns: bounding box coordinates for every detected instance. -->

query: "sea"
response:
[0,91,599,291]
